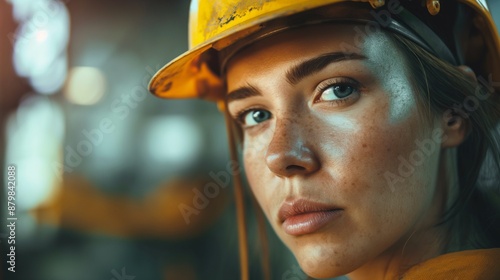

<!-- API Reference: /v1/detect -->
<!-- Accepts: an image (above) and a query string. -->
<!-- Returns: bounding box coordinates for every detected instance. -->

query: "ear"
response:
[440,109,470,148]
[439,65,476,148]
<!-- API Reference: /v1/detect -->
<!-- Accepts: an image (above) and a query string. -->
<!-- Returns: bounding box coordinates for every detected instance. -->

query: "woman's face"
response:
[226,24,444,278]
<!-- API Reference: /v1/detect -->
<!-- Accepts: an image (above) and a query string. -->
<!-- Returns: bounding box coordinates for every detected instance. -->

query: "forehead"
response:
[225,23,393,80]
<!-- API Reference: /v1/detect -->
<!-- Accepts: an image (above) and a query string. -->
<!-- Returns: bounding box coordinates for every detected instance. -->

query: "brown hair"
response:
[389,33,500,250]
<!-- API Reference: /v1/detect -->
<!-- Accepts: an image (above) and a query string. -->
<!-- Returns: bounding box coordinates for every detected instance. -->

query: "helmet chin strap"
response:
[222,101,272,280]
[251,187,272,280]
[223,104,249,280]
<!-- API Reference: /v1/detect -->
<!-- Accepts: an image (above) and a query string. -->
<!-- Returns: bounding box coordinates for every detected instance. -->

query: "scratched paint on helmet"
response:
[203,0,274,37]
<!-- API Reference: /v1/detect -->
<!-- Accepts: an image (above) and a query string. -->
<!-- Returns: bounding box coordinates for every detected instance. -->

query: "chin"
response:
[292,243,358,279]
[298,258,348,279]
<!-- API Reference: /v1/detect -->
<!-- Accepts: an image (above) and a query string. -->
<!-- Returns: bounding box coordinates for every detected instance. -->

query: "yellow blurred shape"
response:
[33,175,228,239]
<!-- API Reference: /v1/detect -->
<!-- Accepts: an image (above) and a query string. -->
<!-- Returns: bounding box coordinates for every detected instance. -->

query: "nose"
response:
[265,119,320,177]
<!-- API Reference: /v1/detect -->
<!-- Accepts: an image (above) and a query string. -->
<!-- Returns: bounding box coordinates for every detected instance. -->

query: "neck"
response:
[347,148,459,280]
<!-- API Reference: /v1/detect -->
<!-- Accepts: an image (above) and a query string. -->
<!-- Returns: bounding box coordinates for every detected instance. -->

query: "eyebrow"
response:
[287,52,366,85]
[226,52,366,103]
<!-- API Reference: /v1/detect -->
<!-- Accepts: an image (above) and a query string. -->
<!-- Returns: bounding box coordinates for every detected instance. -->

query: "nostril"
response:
[286,165,306,171]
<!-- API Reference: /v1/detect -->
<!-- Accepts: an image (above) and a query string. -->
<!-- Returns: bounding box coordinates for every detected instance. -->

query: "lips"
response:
[278,199,343,236]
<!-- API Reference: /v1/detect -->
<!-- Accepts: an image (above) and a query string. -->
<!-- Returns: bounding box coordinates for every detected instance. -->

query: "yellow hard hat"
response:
[149,0,500,103]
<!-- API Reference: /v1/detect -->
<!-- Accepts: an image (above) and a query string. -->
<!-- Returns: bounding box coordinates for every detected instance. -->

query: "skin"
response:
[225,24,468,279]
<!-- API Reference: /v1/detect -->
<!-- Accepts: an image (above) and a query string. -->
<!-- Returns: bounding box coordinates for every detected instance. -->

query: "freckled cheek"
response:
[328,114,420,198]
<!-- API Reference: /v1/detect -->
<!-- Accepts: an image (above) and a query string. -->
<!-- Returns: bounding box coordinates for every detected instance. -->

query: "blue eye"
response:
[319,84,356,101]
[242,109,271,127]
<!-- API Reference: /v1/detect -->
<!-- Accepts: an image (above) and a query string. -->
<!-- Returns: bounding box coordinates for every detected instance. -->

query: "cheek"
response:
[329,101,439,234]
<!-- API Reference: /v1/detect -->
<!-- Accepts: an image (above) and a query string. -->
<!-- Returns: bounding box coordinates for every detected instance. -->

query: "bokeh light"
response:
[143,115,203,166]
[64,67,107,105]
[11,0,70,94]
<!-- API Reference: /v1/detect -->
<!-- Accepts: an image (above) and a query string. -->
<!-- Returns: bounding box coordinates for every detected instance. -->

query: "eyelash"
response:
[314,77,361,105]
[234,106,264,127]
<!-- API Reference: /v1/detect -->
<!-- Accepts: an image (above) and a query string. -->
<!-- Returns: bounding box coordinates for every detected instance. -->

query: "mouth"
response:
[278,199,343,236]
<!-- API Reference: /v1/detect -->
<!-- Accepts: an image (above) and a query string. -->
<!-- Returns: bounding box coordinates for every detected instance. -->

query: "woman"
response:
[149,0,500,279]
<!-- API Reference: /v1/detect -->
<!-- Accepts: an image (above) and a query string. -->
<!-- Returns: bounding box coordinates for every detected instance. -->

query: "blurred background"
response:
[0,0,300,279]
[0,0,499,280]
